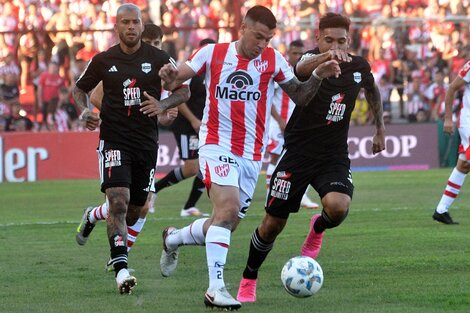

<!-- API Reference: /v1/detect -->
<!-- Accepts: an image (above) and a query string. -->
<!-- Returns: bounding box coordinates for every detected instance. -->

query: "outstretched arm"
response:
[140,85,190,118]
[364,83,386,154]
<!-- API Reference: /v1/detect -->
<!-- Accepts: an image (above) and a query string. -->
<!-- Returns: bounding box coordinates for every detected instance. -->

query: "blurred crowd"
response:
[0,0,468,132]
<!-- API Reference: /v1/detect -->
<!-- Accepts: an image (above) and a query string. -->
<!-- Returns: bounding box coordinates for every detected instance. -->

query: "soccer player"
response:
[75,23,180,269]
[148,38,218,218]
[73,4,188,294]
[267,39,319,209]
[236,12,386,303]
[432,60,470,225]
[157,5,346,310]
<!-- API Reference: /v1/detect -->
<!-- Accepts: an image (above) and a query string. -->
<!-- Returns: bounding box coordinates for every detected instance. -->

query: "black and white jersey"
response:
[76,42,172,151]
[169,74,205,134]
[285,48,375,157]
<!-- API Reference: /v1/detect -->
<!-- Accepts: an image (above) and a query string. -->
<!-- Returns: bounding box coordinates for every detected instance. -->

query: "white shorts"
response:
[199,144,262,219]
[267,121,284,156]
[458,127,470,161]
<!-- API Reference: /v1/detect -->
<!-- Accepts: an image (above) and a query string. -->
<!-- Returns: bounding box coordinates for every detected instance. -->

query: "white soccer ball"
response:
[280,256,323,298]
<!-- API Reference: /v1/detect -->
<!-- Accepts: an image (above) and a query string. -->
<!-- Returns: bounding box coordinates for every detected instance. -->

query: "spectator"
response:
[18,31,40,94]
[5,103,33,132]
[37,61,66,131]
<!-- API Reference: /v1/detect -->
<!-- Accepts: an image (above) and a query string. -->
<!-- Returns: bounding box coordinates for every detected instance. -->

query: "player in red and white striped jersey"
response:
[433,60,470,224]
[158,5,345,310]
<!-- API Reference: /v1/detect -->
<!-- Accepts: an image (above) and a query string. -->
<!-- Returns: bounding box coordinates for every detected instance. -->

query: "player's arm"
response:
[270,105,286,132]
[72,85,100,131]
[159,63,196,91]
[443,76,465,135]
[89,81,104,110]
[279,60,342,107]
[178,103,201,133]
[158,107,179,126]
[295,50,351,77]
[140,85,190,118]
[364,83,386,154]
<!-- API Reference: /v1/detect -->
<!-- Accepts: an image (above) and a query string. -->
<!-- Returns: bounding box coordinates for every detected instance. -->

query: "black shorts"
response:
[266,149,354,219]
[173,132,199,160]
[97,140,157,206]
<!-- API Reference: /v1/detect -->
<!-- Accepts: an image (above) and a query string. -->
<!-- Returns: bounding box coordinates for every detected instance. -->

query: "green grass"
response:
[1,169,470,313]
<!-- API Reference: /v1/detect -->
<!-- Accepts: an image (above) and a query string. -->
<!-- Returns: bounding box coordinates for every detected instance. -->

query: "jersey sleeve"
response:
[185,44,212,76]
[360,58,375,91]
[75,56,103,93]
[273,50,295,84]
[459,61,470,83]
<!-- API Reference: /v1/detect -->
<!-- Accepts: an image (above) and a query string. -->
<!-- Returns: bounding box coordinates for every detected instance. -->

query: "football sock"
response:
[109,234,128,276]
[88,202,108,223]
[127,217,146,251]
[266,163,276,190]
[155,167,185,193]
[206,225,230,290]
[436,168,466,214]
[166,218,208,249]
[182,176,205,210]
[313,209,349,233]
[242,228,274,280]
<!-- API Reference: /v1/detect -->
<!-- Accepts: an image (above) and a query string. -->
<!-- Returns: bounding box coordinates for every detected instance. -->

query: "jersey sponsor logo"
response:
[104,149,121,168]
[108,65,118,72]
[326,93,346,124]
[122,78,141,107]
[141,62,151,73]
[254,59,268,73]
[215,70,261,101]
[270,173,292,200]
[215,164,230,177]
[353,72,362,83]
[219,155,238,165]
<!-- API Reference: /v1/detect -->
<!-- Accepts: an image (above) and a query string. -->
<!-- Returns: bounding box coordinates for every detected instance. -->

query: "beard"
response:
[119,33,140,48]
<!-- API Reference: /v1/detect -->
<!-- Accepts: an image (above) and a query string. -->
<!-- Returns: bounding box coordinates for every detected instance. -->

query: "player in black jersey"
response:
[237,13,386,302]
[73,4,189,294]
[148,38,216,218]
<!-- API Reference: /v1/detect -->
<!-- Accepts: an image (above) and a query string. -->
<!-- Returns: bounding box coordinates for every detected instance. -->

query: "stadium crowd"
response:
[0,0,468,132]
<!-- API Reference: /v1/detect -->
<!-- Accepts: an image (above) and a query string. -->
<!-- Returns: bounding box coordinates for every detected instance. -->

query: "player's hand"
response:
[158,107,178,126]
[327,49,352,63]
[140,91,165,117]
[315,60,342,79]
[371,128,386,154]
[443,118,454,135]
[79,109,100,131]
[159,63,178,85]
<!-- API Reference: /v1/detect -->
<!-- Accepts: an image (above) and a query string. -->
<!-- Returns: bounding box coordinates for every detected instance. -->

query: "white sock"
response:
[206,225,230,291]
[127,218,146,252]
[88,202,108,223]
[166,218,208,249]
[436,168,466,213]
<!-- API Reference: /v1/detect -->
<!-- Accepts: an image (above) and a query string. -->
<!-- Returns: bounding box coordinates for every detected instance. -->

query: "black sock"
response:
[155,167,184,192]
[242,228,274,280]
[109,234,128,276]
[183,176,205,210]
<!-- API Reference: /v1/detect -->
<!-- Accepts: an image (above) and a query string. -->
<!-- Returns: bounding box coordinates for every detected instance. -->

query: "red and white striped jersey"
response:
[186,42,294,161]
[457,60,470,128]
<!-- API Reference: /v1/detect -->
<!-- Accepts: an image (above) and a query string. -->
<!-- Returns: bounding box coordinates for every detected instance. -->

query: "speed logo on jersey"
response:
[326,93,346,124]
[254,59,268,73]
[215,164,230,177]
[141,62,151,73]
[270,171,292,200]
[215,70,261,101]
[122,78,141,107]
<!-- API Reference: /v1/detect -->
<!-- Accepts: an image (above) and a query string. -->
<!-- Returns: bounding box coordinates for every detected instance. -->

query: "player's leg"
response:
[433,128,470,224]
[301,159,353,259]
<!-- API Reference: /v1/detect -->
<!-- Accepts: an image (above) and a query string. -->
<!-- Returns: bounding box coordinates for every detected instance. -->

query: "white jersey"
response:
[457,60,470,128]
[186,42,294,161]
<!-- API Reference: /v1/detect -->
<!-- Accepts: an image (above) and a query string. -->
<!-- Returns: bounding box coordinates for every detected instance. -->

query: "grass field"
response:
[2,168,470,313]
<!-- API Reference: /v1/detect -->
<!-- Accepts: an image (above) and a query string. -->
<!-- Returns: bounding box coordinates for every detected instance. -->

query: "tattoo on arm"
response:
[280,75,323,107]
[72,86,90,113]
[159,86,190,110]
[364,84,384,129]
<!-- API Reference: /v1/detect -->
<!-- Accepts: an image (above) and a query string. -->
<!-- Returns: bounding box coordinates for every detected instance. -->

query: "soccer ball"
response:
[280,256,323,298]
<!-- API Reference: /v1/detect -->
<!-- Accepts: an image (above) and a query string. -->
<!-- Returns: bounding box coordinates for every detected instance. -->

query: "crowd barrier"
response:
[0,123,441,183]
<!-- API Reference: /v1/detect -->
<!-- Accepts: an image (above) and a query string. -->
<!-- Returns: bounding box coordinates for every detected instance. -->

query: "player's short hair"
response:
[245,5,277,30]
[142,23,163,40]
[199,38,216,47]
[289,39,304,49]
[319,13,350,32]
[116,3,141,18]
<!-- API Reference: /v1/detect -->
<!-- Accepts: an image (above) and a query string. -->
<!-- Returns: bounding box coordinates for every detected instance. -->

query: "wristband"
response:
[312,69,323,81]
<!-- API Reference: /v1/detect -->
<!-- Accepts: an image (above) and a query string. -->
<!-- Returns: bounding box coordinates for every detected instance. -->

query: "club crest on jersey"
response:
[215,164,230,177]
[353,72,362,83]
[254,59,268,73]
[142,62,151,74]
